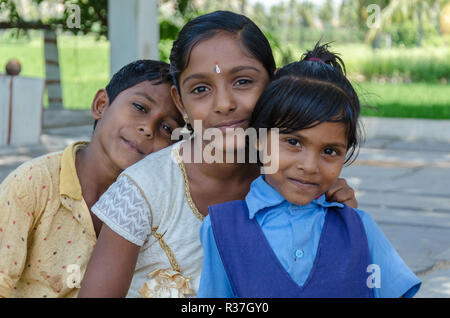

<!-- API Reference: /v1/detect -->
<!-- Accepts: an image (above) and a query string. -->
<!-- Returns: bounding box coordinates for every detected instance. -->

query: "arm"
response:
[78,224,140,297]
[77,175,152,298]
[354,208,421,298]
[325,177,358,208]
[0,167,40,297]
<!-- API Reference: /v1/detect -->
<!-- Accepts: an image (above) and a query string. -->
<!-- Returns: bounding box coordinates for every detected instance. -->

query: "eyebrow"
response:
[230,65,261,74]
[182,65,262,86]
[285,132,347,149]
[134,92,156,104]
[182,73,207,86]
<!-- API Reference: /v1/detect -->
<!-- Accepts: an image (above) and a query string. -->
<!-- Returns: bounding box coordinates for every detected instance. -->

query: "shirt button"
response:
[295,249,304,259]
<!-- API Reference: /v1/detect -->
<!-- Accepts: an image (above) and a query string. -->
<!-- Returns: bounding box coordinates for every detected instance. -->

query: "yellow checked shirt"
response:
[0,142,97,298]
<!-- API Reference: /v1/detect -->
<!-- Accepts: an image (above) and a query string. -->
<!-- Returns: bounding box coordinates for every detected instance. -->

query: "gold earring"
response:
[180,113,190,134]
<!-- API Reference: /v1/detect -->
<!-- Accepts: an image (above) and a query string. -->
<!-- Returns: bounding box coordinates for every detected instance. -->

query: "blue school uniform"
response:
[197,175,421,298]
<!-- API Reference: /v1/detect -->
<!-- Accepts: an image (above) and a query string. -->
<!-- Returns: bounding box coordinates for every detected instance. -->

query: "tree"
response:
[0,0,107,37]
[0,0,108,109]
[365,0,444,47]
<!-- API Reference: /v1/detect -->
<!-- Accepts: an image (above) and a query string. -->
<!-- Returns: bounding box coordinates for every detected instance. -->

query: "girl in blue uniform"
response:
[197,42,421,298]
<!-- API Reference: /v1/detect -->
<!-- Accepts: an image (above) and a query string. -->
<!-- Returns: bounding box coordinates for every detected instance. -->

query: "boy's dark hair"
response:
[93,60,173,130]
[250,42,363,165]
[169,10,276,93]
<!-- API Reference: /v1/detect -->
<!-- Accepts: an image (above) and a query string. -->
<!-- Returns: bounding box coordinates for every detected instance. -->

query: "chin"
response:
[285,194,316,206]
[120,156,144,170]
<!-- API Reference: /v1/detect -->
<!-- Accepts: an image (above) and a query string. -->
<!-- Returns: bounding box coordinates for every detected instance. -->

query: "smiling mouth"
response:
[214,119,247,130]
[288,177,319,189]
[121,137,145,155]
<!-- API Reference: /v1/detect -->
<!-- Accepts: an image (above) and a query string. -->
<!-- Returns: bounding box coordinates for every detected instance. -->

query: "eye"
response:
[323,148,338,156]
[285,138,301,147]
[235,79,252,86]
[133,103,146,112]
[191,86,210,94]
[161,123,173,136]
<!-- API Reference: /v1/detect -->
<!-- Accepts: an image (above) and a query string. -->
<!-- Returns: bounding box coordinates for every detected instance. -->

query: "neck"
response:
[75,141,122,209]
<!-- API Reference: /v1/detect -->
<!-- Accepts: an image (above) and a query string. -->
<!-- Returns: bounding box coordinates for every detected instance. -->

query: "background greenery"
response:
[0,0,449,119]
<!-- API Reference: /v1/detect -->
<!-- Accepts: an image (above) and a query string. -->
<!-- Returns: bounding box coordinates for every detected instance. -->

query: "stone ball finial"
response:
[6,59,21,76]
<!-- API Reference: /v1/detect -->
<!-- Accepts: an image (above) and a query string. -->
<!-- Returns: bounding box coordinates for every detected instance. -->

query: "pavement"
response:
[1,109,450,298]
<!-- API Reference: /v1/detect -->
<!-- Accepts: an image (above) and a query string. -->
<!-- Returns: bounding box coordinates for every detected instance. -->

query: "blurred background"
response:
[1,0,450,298]
[0,0,449,119]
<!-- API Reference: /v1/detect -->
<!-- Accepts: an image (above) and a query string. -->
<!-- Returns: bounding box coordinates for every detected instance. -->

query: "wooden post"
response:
[44,29,63,109]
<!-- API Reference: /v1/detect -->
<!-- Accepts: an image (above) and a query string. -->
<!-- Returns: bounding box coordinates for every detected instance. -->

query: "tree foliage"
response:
[0,0,107,37]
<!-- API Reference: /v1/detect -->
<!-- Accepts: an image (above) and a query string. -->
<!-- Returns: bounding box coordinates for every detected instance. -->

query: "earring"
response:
[180,113,191,134]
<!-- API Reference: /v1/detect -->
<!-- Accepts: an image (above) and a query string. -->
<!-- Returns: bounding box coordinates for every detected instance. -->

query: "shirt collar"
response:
[59,141,89,201]
[245,175,344,219]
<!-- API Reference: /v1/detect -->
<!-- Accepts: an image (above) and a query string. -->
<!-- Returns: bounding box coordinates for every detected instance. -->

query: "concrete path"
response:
[1,110,449,298]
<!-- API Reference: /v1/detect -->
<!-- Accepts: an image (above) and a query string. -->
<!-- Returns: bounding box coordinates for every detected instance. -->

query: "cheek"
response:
[238,88,265,113]
[152,137,172,153]
[320,162,344,188]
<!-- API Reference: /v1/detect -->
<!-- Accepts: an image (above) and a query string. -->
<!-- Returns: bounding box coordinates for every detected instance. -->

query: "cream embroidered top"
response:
[91,141,204,298]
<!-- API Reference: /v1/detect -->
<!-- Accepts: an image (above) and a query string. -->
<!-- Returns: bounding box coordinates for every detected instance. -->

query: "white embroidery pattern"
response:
[91,176,151,246]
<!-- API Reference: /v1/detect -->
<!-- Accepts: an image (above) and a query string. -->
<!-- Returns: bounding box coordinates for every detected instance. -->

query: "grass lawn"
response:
[0,33,109,110]
[1,33,449,119]
[356,82,450,119]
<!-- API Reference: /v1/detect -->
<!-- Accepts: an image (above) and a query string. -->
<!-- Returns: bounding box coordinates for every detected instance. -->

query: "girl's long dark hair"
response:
[169,10,276,92]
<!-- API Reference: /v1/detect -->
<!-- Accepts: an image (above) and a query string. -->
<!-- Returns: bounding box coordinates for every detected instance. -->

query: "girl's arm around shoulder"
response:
[352,208,422,298]
[78,224,140,297]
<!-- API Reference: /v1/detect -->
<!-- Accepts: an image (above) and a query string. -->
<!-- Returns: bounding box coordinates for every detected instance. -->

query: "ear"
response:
[91,89,109,121]
[170,85,186,116]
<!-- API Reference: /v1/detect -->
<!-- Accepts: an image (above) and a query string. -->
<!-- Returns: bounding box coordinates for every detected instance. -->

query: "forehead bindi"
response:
[182,33,265,78]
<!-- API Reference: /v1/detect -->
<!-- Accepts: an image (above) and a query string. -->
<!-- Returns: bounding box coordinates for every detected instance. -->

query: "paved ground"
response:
[1,110,449,298]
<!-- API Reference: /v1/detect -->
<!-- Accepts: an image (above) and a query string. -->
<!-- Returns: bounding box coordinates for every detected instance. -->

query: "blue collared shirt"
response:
[197,175,421,298]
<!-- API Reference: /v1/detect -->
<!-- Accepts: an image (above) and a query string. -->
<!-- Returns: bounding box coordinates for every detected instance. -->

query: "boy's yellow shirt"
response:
[0,141,97,298]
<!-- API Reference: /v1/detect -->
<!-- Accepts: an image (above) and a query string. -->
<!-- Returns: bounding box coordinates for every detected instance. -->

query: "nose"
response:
[138,119,156,139]
[296,150,319,174]
[214,86,236,114]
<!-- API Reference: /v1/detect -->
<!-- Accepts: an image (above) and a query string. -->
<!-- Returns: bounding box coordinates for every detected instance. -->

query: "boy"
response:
[0,60,184,297]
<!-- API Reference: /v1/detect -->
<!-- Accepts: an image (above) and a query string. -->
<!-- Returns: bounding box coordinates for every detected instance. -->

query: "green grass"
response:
[356,82,450,119]
[0,33,109,109]
[1,33,449,118]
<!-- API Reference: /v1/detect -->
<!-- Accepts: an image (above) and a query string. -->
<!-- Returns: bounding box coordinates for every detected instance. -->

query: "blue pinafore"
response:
[208,200,374,298]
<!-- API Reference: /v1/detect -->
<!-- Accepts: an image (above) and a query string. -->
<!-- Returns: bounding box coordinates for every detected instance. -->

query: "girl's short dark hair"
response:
[169,10,276,92]
[250,42,363,165]
[93,60,172,130]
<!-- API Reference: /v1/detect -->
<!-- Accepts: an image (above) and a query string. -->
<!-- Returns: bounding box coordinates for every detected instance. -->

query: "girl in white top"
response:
[79,11,358,298]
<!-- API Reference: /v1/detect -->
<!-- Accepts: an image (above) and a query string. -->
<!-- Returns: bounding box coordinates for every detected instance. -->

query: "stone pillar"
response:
[0,75,45,146]
[108,0,159,77]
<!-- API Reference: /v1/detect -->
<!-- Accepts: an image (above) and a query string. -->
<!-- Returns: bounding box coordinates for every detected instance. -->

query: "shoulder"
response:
[120,141,185,208]
[1,151,62,196]
[92,175,152,246]
[123,142,180,177]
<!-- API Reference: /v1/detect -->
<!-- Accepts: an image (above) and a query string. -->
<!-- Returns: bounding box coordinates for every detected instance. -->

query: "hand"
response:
[325,178,358,209]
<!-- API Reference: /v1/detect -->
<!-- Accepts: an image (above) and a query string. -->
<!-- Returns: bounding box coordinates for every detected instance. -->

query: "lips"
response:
[288,177,319,190]
[121,137,145,155]
[214,119,247,130]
